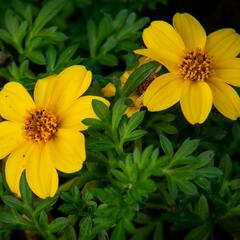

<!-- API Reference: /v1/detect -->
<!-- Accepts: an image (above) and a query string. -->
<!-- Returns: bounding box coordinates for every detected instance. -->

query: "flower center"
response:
[24,108,58,143]
[136,72,157,95]
[179,49,213,81]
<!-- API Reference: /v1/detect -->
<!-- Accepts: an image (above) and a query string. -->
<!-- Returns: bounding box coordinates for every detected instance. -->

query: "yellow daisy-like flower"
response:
[0,65,109,199]
[102,57,159,117]
[135,12,240,124]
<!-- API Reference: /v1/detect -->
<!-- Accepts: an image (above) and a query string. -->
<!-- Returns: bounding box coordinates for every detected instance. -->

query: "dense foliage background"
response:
[0,0,240,239]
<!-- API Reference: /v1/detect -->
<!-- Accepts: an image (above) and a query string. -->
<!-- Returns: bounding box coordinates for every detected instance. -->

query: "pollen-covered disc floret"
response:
[179,48,213,81]
[24,108,58,143]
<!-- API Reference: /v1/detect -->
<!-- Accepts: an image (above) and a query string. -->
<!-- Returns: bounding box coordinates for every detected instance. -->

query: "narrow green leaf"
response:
[92,99,111,121]
[98,54,118,66]
[110,222,126,240]
[196,195,209,220]
[172,139,199,163]
[177,180,198,196]
[160,134,173,157]
[121,61,159,97]
[34,196,58,217]
[124,129,147,142]
[19,171,32,206]
[48,217,69,233]
[112,98,127,131]
[31,0,66,37]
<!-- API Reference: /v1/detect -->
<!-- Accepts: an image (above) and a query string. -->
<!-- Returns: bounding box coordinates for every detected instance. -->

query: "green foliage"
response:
[0,0,240,239]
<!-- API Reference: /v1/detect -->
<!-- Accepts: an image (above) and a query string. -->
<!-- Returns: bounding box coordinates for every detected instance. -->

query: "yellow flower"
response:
[102,57,159,117]
[135,13,240,124]
[0,65,109,198]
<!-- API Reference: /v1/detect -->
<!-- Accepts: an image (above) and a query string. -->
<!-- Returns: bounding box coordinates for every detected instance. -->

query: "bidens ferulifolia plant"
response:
[0,0,239,240]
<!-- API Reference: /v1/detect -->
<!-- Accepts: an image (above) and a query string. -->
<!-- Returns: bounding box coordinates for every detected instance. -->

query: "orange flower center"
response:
[24,108,58,143]
[179,49,213,81]
[136,72,157,95]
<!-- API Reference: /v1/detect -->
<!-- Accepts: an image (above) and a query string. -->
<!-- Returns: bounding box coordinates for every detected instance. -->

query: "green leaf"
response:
[19,171,32,206]
[83,118,106,129]
[34,196,58,217]
[46,46,57,72]
[196,195,209,220]
[112,170,129,183]
[12,0,32,24]
[0,29,13,45]
[123,129,147,142]
[98,54,118,66]
[184,224,211,240]
[87,19,97,57]
[160,134,173,157]
[55,44,79,70]
[28,50,46,65]
[177,180,198,196]
[79,216,92,240]
[197,167,222,178]
[92,99,111,121]
[111,222,126,240]
[1,196,25,213]
[48,217,69,233]
[112,98,127,131]
[195,151,214,168]
[126,111,145,133]
[112,9,128,30]
[172,139,199,163]
[167,176,178,200]
[31,0,66,37]
[121,61,159,97]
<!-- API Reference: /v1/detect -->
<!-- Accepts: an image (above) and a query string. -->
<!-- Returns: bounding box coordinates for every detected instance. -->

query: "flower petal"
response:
[208,78,240,120]
[180,80,212,124]
[34,75,57,108]
[143,20,185,54]
[205,28,240,59]
[59,96,109,131]
[135,49,181,72]
[50,129,86,173]
[143,73,183,111]
[213,58,240,87]
[34,65,92,114]
[26,144,58,198]
[0,121,24,159]
[173,13,206,50]
[102,83,116,97]
[0,82,35,122]
[5,142,32,196]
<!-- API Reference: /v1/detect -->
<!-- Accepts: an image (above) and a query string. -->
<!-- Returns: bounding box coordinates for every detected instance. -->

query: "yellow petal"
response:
[143,20,185,55]
[101,83,116,97]
[173,13,206,50]
[180,80,212,124]
[59,96,110,131]
[50,129,86,173]
[26,144,58,199]
[208,78,240,120]
[5,142,32,196]
[126,107,140,117]
[0,82,35,122]
[205,28,240,59]
[213,58,240,87]
[35,65,92,114]
[143,73,183,111]
[120,71,131,85]
[0,121,24,159]
[34,75,57,108]
[135,49,180,72]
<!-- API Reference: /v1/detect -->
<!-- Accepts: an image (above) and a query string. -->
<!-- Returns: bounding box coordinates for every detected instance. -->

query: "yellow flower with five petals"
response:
[135,13,240,124]
[0,65,109,198]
